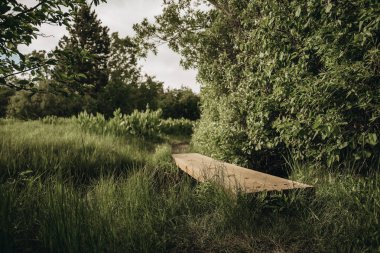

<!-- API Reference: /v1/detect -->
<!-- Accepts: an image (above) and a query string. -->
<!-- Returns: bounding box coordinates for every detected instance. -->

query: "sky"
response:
[18,0,200,93]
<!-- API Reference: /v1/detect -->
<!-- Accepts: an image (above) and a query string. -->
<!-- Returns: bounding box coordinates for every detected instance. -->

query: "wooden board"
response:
[172,153,313,193]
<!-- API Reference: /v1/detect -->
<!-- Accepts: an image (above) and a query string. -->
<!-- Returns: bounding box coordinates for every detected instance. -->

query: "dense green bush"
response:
[159,88,200,120]
[122,109,162,138]
[6,88,92,119]
[76,109,195,139]
[160,118,194,136]
[76,111,109,134]
[171,0,380,171]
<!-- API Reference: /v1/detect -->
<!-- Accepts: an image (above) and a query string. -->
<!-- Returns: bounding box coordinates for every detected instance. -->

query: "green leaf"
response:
[312,117,322,130]
[367,133,378,146]
[325,3,333,13]
[358,21,364,31]
[295,6,301,17]
[338,142,348,149]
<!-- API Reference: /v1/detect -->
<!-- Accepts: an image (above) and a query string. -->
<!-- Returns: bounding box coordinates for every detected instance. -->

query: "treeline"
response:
[0,4,199,120]
[0,85,199,120]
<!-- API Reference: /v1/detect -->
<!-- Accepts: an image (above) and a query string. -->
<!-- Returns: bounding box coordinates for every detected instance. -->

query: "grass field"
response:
[0,119,379,252]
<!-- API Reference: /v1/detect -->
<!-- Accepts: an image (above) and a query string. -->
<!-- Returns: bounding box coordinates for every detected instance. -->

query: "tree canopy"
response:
[0,0,106,91]
[53,3,110,96]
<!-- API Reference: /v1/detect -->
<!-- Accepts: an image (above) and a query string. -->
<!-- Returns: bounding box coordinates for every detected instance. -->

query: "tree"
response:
[0,0,106,91]
[108,33,142,86]
[53,3,110,97]
[159,87,200,120]
[100,32,164,116]
[136,0,380,172]
[0,87,15,117]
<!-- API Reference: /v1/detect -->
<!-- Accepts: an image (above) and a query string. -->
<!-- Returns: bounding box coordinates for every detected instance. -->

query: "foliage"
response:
[0,0,106,90]
[40,115,60,124]
[53,3,110,98]
[76,109,162,139]
[0,87,14,117]
[122,108,162,138]
[101,76,164,117]
[108,32,143,86]
[5,82,91,119]
[99,32,164,117]
[159,87,200,120]
[76,109,195,139]
[160,118,194,136]
[138,0,380,171]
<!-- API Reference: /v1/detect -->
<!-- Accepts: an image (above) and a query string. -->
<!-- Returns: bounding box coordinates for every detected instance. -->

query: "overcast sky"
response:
[19,0,200,93]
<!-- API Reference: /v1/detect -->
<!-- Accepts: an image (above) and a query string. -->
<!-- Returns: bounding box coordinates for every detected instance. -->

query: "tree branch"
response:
[207,0,232,16]
[1,66,41,79]
[16,1,44,17]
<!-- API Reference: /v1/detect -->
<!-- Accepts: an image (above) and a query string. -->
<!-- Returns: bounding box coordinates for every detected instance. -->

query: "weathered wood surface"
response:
[172,153,313,193]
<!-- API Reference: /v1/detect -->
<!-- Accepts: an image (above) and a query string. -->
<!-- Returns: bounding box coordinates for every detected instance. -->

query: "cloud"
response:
[140,45,198,91]
[18,0,200,93]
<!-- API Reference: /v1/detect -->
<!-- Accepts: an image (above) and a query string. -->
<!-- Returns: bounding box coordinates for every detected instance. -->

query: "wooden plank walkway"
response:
[172,153,313,193]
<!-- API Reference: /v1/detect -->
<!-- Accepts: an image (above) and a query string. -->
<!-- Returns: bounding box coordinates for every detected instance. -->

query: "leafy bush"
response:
[159,87,200,120]
[76,111,109,135]
[40,115,72,125]
[160,118,194,136]
[76,109,195,139]
[184,0,380,171]
[122,109,162,138]
[76,109,162,139]
[6,88,89,119]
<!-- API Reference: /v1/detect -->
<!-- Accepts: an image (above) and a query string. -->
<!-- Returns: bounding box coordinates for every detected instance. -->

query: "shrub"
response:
[189,0,380,172]
[40,115,72,125]
[121,109,162,138]
[76,109,196,139]
[159,88,200,120]
[6,88,86,119]
[76,108,162,139]
[160,118,194,136]
[76,111,108,135]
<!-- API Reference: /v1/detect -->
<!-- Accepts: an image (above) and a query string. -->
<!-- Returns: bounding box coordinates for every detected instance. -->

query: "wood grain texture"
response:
[172,153,313,193]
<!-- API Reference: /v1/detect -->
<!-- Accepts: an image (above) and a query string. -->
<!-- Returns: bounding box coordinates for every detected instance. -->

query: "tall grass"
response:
[0,119,148,183]
[0,119,379,252]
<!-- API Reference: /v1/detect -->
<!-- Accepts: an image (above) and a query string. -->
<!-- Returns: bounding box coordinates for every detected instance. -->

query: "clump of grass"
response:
[286,158,380,252]
[148,144,173,170]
